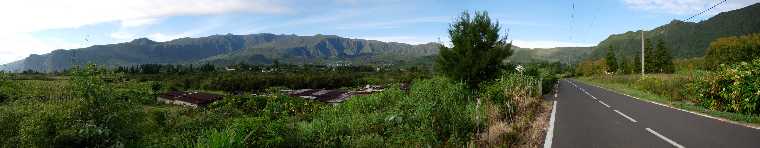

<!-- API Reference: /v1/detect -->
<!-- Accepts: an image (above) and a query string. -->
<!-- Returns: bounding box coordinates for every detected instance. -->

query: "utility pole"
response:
[641,31,645,76]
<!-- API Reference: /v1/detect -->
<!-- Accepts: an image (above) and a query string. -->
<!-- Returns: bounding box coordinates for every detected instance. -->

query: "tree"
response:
[436,11,512,89]
[644,39,656,73]
[605,46,618,73]
[654,39,675,73]
[634,53,641,74]
[705,33,760,69]
[619,57,631,74]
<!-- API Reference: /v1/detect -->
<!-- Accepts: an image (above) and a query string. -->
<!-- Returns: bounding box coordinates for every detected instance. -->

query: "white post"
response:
[641,31,645,76]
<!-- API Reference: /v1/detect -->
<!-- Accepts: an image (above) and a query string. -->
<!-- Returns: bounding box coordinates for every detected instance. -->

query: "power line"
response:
[685,0,727,22]
[569,0,575,41]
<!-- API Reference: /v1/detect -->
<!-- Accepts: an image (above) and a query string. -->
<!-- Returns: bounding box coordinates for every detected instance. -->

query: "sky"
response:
[0,0,757,64]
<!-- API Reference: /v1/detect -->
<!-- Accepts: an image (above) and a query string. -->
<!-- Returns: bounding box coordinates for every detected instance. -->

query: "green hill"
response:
[592,3,760,59]
[0,34,440,72]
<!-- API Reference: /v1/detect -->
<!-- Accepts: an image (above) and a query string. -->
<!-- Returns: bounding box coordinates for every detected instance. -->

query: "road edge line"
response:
[543,100,558,148]
[645,128,685,148]
[576,80,760,130]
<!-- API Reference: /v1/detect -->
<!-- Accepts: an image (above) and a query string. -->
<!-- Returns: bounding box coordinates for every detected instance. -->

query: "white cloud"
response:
[335,16,450,30]
[0,0,290,64]
[622,0,757,15]
[0,33,82,64]
[110,31,136,40]
[361,36,437,45]
[121,18,161,28]
[0,0,290,34]
[512,40,594,48]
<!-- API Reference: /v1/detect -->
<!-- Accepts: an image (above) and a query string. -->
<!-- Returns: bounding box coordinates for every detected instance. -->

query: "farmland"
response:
[0,63,559,146]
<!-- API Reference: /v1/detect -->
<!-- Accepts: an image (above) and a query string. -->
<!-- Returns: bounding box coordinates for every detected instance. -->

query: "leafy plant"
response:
[436,11,513,89]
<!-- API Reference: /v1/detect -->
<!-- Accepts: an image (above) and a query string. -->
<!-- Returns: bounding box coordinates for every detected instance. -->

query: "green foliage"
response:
[4,33,441,73]
[509,47,593,65]
[633,54,642,74]
[0,72,10,102]
[605,46,618,73]
[652,39,675,73]
[480,73,541,120]
[705,33,760,69]
[0,64,148,147]
[436,11,513,89]
[593,4,760,59]
[194,128,247,148]
[690,59,760,115]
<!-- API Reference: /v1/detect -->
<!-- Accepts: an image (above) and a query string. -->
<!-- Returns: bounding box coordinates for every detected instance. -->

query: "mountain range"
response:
[590,3,760,60]
[3,3,759,72]
[1,34,441,72]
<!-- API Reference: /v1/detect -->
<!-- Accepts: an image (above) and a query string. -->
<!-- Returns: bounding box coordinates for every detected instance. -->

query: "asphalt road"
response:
[546,79,760,148]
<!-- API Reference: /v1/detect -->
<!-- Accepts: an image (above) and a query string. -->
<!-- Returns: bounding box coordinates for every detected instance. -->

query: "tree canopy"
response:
[605,46,618,73]
[705,33,760,69]
[436,11,512,89]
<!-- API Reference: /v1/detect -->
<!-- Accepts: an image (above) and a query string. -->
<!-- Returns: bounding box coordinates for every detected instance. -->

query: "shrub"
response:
[692,59,760,115]
[705,33,760,69]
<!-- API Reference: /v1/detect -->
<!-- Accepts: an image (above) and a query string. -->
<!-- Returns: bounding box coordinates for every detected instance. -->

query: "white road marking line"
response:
[579,81,760,130]
[646,128,685,148]
[544,101,558,148]
[598,100,610,108]
[614,110,638,123]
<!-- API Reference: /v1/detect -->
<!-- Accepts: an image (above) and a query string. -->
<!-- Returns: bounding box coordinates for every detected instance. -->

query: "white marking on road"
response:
[544,101,558,148]
[579,81,760,130]
[598,100,610,108]
[646,128,685,148]
[614,110,638,123]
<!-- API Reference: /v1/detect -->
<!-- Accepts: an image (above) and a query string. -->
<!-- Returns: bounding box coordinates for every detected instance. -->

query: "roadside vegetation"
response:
[0,11,563,147]
[575,33,760,125]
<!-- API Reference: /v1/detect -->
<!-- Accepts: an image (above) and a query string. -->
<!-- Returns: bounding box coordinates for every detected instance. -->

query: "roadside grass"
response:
[575,77,760,127]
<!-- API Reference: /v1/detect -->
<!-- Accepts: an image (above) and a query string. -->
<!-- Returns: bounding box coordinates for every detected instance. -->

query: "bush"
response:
[0,64,149,147]
[691,59,760,115]
[288,77,478,146]
[705,33,760,69]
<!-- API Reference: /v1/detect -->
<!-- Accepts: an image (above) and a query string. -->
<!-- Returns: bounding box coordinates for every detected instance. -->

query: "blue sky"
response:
[0,0,757,64]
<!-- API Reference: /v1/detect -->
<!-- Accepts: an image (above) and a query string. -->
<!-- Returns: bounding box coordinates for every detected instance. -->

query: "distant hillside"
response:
[509,46,593,64]
[592,3,760,59]
[0,33,440,72]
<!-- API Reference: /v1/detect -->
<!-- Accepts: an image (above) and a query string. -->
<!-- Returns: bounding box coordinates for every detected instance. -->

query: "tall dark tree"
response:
[644,39,657,73]
[633,54,641,74]
[655,39,675,73]
[436,11,512,89]
[631,52,641,74]
[619,57,631,74]
[605,46,618,73]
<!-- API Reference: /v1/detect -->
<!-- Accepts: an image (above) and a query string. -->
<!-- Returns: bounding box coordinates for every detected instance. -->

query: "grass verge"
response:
[575,77,760,127]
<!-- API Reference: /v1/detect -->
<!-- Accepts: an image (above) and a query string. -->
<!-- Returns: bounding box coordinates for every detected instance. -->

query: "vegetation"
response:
[577,31,760,125]
[0,64,552,147]
[1,33,441,73]
[592,3,760,59]
[577,76,760,124]
[605,46,618,73]
[685,59,760,115]
[436,11,513,89]
[705,33,760,69]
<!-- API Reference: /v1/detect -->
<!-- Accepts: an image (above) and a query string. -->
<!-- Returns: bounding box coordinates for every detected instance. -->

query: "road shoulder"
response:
[573,78,760,130]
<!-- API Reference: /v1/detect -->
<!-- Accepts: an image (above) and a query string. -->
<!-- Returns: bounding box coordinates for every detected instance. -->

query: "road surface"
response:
[545,79,760,148]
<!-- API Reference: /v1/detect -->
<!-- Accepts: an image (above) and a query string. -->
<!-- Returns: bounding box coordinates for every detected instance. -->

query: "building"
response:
[157,91,223,108]
[288,89,352,104]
